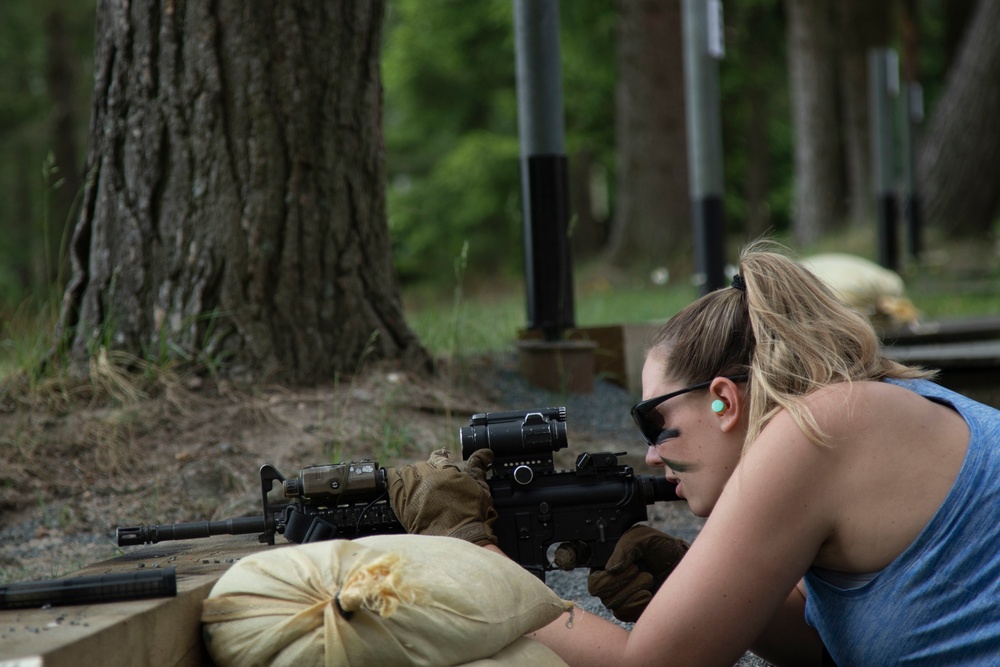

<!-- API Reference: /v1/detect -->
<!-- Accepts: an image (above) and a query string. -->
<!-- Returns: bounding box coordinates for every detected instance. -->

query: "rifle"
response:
[116,407,679,581]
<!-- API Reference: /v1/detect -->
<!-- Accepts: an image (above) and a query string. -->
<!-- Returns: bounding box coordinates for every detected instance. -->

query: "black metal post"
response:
[682,0,727,294]
[513,0,574,340]
[869,48,900,271]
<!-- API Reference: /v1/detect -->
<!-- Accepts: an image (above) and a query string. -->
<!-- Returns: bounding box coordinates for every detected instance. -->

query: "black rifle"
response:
[116,407,679,581]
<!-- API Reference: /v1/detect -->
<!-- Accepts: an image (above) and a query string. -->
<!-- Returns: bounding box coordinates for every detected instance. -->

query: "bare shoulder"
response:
[761,380,970,571]
[799,380,964,444]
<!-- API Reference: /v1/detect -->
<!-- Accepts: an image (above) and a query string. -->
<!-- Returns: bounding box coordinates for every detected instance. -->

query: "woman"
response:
[390,241,1000,666]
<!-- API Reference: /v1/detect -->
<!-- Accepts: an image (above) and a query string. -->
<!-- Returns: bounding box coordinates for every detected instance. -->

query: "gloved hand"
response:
[587,525,689,622]
[387,448,498,546]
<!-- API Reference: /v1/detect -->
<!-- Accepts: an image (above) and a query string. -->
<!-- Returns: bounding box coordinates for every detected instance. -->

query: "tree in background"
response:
[42,8,84,286]
[721,0,790,241]
[55,0,428,383]
[836,0,893,229]
[3,0,998,312]
[784,0,844,247]
[0,0,93,303]
[605,0,691,271]
[559,1,617,261]
[917,0,1000,239]
[382,1,521,284]
[382,0,618,283]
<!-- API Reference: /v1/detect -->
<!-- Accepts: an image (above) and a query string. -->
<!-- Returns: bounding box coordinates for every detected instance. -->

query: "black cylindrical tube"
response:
[877,194,899,271]
[117,516,266,546]
[692,195,727,294]
[0,568,177,610]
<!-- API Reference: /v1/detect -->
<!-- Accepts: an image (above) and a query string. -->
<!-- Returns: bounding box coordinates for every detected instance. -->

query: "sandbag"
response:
[800,253,919,326]
[462,636,568,666]
[201,534,573,667]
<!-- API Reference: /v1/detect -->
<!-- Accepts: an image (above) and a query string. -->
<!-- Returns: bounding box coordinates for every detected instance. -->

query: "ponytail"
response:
[651,240,933,450]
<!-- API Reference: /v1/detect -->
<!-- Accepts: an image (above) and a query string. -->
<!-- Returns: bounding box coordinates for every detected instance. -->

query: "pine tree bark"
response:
[917,0,1000,238]
[56,0,428,384]
[785,0,844,247]
[606,0,691,270]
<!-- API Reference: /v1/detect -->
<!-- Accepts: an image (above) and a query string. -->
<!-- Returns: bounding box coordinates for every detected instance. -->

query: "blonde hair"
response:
[651,240,934,451]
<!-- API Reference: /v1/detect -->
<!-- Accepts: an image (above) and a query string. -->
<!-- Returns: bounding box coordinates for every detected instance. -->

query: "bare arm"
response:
[619,415,834,666]
[526,409,836,666]
[527,607,630,667]
[751,581,824,666]
[527,585,823,667]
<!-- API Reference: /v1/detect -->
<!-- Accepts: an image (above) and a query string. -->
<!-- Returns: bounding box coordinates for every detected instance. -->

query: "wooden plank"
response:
[885,339,1000,366]
[0,535,281,667]
[882,314,1000,346]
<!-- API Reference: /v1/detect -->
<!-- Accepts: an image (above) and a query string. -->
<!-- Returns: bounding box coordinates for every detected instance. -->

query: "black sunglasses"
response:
[631,374,749,446]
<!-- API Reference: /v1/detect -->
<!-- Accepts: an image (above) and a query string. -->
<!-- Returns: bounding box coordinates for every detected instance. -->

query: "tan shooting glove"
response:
[388,448,498,546]
[587,525,689,622]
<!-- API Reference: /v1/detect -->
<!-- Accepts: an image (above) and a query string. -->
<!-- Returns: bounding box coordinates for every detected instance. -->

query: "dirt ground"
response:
[0,351,677,584]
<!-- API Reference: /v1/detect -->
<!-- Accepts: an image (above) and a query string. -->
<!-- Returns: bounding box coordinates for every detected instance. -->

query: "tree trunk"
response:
[606,0,691,271]
[785,0,844,247]
[733,1,781,241]
[917,0,1000,238]
[943,0,978,68]
[569,147,607,260]
[835,0,891,229]
[56,0,428,384]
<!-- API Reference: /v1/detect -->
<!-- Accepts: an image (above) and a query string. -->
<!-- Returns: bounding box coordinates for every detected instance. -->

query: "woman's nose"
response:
[645,445,664,467]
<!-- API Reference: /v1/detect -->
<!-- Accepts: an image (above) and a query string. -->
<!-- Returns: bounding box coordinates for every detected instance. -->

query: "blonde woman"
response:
[391,241,1000,665]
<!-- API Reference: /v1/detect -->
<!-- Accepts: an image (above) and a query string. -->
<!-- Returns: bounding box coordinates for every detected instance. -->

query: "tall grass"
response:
[403,275,700,358]
[0,298,59,384]
[403,260,1000,359]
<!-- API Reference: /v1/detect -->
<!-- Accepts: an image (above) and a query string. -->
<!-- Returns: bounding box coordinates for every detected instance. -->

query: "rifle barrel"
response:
[648,475,681,502]
[116,516,267,546]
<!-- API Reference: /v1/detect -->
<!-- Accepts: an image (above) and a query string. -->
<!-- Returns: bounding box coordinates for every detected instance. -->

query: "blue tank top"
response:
[803,379,1000,665]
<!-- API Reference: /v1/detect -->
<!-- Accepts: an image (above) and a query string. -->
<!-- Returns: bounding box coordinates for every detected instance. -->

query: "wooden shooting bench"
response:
[882,314,1000,409]
[0,535,280,667]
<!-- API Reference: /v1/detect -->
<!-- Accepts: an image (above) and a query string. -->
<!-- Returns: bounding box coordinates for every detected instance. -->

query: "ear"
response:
[709,376,744,433]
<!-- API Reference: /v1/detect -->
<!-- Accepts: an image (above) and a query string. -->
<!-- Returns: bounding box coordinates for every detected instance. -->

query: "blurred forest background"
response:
[2,0,999,594]
[1,0,998,371]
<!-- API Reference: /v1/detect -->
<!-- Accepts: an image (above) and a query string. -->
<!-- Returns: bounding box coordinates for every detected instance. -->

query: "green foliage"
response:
[383,1,520,284]
[404,276,700,360]
[383,0,619,286]
[0,297,58,383]
[720,0,793,233]
[381,0,803,286]
[389,130,523,280]
[0,0,94,307]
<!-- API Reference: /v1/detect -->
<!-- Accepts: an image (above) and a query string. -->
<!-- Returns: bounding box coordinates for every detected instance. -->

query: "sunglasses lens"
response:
[633,405,663,445]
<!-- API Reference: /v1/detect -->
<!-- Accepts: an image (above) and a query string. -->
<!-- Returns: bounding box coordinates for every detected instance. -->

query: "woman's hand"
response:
[588,525,689,622]
[387,448,498,546]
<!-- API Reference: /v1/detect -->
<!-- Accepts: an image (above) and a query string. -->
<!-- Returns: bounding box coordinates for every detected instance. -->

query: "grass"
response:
[3,242,999,376]
[0,297,59,384]
[402,255,1000,359]
[401,257,703,358]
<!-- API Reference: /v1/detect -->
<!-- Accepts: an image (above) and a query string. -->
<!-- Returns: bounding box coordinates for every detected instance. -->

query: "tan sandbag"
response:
[201,534,573,667]
[460,636,568,666]
[800,253,919,326]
